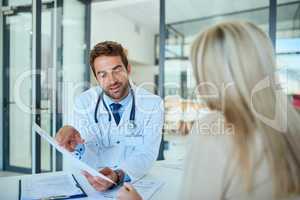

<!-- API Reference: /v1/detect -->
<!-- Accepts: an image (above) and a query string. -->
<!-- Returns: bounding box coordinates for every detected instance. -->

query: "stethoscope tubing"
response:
[94,88,136,126]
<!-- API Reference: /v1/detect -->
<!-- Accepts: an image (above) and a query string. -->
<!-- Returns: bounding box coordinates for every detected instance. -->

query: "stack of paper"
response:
[20,174,85,200]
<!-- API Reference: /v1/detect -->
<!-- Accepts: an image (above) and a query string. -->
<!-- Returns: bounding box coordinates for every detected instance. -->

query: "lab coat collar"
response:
[102,89,132,108]
[99,86,133,127]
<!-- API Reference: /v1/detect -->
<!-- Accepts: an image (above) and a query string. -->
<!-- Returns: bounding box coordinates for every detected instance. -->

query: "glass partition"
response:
[7,11,32,170]
[40,0,55,172]
[2,0,89,174]
[164,0,269,161]
[2,0,33,172]
[276,1,300,112]
[276,1,300,94]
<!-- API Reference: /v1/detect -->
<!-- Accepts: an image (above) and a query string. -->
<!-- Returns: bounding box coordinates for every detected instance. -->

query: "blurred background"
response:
[0,0,299,176]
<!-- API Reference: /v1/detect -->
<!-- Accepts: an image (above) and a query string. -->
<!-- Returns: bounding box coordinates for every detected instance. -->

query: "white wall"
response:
[62,0,86,125]
[61,1,87,170]
[131,65,158,94]
[0,1,3,170]
[91,3,155,65]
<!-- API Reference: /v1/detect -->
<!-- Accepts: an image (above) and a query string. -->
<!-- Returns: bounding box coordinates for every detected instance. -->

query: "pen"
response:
[40,195,70,200]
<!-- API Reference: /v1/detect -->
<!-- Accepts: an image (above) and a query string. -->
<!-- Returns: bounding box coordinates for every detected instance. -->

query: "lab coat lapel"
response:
[95,95,112,133]
[117,96,133,128]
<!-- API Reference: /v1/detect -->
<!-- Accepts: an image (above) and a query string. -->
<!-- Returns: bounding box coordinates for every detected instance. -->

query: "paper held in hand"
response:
[33,123,116,185]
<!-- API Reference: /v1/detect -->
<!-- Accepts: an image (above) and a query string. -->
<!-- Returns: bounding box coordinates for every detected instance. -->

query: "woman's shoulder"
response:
[181,111,235,199]
[186,110,234,171]
[189,111,234,143]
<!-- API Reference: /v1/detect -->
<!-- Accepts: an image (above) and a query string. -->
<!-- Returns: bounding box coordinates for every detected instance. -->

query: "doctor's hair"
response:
[89,41,129,76]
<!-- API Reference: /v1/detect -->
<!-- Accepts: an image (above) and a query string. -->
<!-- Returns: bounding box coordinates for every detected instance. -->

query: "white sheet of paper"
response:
[21,174,82,200]
[33,123,115,184]
[134,179,164,200]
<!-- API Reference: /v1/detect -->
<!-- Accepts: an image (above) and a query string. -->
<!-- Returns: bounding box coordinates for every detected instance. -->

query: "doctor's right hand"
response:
[55,125,85,152]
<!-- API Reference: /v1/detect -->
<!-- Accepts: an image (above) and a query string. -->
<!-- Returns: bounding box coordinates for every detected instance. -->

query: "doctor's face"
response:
[94,55,131,101]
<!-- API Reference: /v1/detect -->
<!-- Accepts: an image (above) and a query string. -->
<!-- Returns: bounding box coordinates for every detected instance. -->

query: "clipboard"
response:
[19,174,87,200]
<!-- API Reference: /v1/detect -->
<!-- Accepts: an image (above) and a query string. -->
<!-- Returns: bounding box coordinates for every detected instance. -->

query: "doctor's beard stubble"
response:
[103,80,130,101]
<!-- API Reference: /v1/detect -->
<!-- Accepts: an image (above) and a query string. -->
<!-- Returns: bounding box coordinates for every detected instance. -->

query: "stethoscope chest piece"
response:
[128,120,136,130]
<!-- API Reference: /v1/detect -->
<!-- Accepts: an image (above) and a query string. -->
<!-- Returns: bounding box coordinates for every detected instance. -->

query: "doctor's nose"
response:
[107,72,118,85]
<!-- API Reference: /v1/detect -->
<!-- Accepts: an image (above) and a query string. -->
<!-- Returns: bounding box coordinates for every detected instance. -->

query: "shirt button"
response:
[116,141,120,144]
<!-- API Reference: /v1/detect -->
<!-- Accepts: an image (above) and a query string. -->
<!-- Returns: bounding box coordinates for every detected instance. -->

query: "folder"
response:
[19,174,87,200]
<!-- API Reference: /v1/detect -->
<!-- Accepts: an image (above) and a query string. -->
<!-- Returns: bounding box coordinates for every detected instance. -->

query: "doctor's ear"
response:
[126,64,132,74]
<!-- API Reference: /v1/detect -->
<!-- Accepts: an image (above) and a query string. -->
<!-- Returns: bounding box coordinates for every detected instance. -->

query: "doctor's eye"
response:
[115,66,122,72]
[112,65,124,74]
[98,72,107,79]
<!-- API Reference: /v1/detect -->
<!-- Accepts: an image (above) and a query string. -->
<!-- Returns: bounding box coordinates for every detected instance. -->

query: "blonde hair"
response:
[191,21,300,198]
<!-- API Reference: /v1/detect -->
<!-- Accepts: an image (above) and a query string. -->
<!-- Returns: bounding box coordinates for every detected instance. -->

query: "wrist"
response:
[114,169,125,185]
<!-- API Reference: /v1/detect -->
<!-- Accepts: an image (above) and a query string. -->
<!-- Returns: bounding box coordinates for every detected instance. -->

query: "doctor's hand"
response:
[82,167,118,192]
[116,183,143,200]
[55,125,84,152]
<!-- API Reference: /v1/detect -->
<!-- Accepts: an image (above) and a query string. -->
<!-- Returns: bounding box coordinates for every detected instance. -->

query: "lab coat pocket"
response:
[124,145,135,159]
[124,135,144,146]
[124,126,144,146]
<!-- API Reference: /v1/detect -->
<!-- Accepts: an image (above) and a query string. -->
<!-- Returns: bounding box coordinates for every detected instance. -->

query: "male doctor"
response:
[55,41,164,192]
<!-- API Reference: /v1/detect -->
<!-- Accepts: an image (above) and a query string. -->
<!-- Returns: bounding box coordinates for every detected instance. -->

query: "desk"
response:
[0,161,183,200]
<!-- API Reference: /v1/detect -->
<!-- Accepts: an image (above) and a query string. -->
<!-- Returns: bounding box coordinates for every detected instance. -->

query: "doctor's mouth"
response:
[109,82,122,93]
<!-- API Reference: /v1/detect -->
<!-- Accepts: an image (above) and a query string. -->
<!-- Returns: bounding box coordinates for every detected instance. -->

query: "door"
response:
[2,0,89,174]
[3,3,33,173]
[2,0,58,173]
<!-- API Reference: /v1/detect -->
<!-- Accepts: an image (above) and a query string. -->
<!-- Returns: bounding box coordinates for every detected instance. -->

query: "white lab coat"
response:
[70,85,164,180]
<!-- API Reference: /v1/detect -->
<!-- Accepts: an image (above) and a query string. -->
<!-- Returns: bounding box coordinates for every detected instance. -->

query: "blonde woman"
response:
[116,21,300,200]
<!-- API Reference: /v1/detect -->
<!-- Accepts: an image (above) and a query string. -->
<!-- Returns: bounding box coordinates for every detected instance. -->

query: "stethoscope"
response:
[74,88,138,159]
[94,87,137,129]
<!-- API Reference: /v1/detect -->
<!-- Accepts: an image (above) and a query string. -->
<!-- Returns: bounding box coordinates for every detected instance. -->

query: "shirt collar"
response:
[103,89,132,107]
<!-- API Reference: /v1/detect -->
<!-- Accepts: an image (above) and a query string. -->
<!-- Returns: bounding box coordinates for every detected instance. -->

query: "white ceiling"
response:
[92,0,300,34]
[166,0,269,24]
[113,0,160,33]
[92,0,160,33]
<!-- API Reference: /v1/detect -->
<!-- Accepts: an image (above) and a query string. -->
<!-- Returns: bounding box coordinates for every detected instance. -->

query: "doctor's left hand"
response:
[82,167,119,192]
[55,125,85,152]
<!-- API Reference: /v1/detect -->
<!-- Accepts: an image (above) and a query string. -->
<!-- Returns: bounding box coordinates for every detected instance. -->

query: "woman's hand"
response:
[116,183,143,200]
